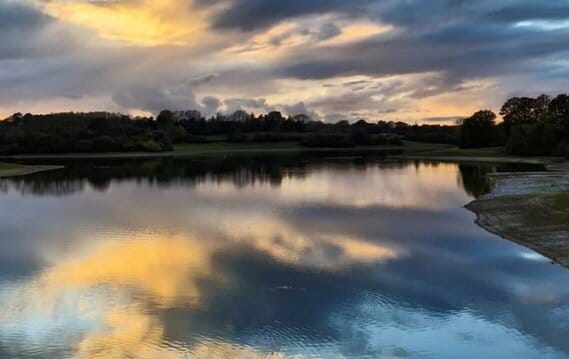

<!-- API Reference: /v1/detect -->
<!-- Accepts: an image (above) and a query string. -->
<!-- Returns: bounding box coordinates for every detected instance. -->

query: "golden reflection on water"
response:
[42,236,212,307]
[226,218,398,269]
[1,221,398,358]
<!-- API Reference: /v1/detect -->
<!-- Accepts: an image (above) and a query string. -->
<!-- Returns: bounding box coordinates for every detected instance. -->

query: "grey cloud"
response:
[275,20,569,100]
[223,98,272,114]
[324,113,350,123]
[488,1,569,22]
[203,0,373,31]
[0,1,74,60]
[190,74,218,87]
[281,101,320,119]
[201,96,221,117]
[112,84,198,114]
[112,85,223,116]
[267,22,341,47]
[316,23,342,41]
[3,0,569,122]
[204,0,569,33]
[205,0,569,100]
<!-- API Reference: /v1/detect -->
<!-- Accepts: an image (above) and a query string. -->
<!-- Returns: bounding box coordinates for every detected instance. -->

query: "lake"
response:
[0,155,567,358]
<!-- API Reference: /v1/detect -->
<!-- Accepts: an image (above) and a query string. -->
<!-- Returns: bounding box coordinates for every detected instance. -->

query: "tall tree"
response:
[459,110,496,148]
[549,94,569,128]
[500,95,550,133]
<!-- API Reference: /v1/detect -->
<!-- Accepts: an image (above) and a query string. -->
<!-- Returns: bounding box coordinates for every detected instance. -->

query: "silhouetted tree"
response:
[549,94,569,129]
[500,95,550,133]
[459,110,496,148]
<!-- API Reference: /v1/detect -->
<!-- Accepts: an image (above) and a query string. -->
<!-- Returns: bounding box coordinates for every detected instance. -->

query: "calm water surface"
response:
[0,156,567,358]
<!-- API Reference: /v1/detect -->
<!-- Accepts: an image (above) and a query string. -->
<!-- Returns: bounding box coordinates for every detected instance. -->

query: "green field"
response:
[173,141,302,154]
[0,140,517,161]
[174,141,510,159]
[0,161,22,170]
[173,141,406,157]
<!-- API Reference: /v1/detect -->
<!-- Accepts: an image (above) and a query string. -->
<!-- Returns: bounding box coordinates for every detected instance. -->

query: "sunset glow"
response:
[1,0,567,122]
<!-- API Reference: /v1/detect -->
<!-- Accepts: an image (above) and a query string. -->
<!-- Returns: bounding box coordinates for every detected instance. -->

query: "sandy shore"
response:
[466,161,569,268]
[0,165,64,178]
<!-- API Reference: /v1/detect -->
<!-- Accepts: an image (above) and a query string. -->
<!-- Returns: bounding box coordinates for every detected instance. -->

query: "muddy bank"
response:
[0,165,64,178]
[466,161,569,268]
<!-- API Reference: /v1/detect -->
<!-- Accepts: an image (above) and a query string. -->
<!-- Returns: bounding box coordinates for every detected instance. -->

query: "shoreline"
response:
[0,165,64,178]
[0,145,404,160]
[466,161,569,268]
[389,154,550,165]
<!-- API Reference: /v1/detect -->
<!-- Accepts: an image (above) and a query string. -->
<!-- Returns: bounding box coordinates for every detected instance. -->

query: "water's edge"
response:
[465,160,569,269]
[0,165,64,178]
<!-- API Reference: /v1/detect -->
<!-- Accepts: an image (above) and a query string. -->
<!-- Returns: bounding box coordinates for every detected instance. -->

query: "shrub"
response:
[136,140,162,152]
[301,134,354,148]
[506,123,564,156]
[93,136,124,152]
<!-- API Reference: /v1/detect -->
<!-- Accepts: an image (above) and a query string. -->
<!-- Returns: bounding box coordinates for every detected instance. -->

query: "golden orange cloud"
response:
[40,0,216,46]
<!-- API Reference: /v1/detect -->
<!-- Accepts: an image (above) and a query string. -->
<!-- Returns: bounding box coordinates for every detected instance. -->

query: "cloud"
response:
[201,96,221,117]
[1,0,569,122]
[39,0,220,46]
[0,0,78,60]
[112,84,198,114]
[223,98,272,114]
[203,0,372,31]
[281,101,319,119]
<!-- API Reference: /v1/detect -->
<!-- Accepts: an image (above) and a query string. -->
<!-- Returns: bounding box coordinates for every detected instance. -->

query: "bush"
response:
[351,131,403,146]
[506,123,564,156]
[301,134,354,148]
[226,132,301,143]
[136,140,162,152]
[93,136,124,152]
[77,139,94,152]
[553,138,569,158]
[186,135,213,143]
[173,125,188,143]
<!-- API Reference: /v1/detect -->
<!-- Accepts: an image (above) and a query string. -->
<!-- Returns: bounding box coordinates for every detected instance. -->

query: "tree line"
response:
[459,93,569,156]
[1,93,567,155]
[0,112,168,154]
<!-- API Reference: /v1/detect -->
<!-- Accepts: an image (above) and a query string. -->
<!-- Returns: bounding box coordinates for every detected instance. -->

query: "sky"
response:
[1,0,568,123]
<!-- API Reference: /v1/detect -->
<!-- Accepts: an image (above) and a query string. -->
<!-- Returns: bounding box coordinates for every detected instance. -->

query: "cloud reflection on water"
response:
[0,157,565,358]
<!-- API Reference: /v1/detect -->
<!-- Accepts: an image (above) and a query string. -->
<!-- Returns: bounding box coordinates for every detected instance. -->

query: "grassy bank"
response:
[0,161,22,170]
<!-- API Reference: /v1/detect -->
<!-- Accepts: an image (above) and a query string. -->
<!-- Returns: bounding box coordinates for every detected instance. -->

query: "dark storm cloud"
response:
[0,1,56,59]
[0,1,48,29]
[276,21,569,94]
[204,0,569,94]
[206,0,569,31]
[202,0,374,31]
[488,1,569,22]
